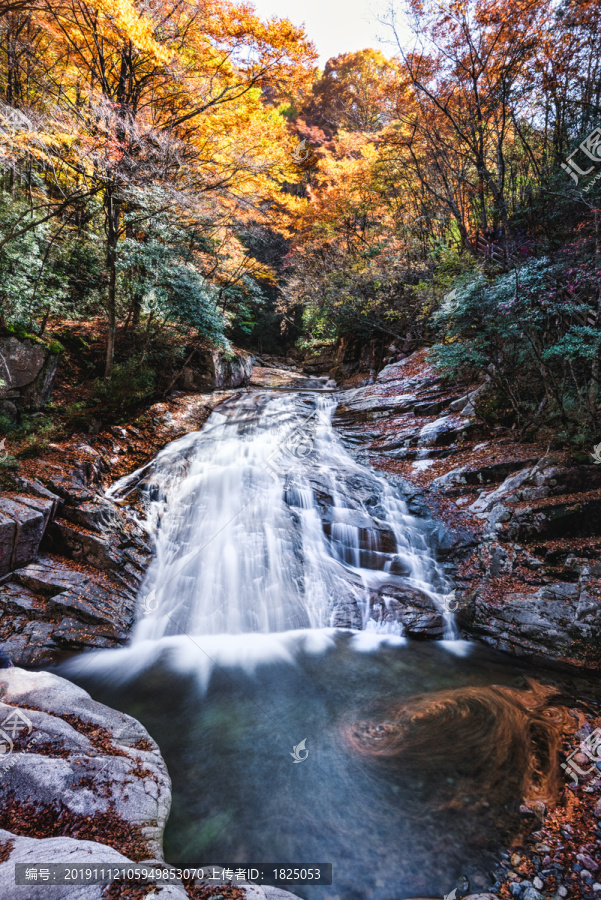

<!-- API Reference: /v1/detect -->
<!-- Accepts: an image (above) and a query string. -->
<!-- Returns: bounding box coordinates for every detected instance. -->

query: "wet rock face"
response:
[369,582,444,638]
[0,496,54,575]
[0,453,151,666]
[458,462,601,667]
[182,347,253,390]
[335,359,485,463]
[458,573,601,669]
[0,336,61,410]
[335,348,601,671]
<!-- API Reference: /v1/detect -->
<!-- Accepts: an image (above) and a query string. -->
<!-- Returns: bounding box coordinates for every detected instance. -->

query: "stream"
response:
[61,380,577,900]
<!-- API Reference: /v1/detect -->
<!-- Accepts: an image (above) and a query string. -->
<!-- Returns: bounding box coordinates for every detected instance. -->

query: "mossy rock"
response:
[3,325,64,355]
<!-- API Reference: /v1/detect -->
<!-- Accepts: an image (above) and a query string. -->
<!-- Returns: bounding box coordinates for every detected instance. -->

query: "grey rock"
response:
[507,497,601,542]
[42,472,94,504]
[182,347,253,390]
[433,459,540,493]
[0,830,189,899]
[0,554,139,666]
[0,668,172,862]
[488,503,512,527]
[47,520,123,571]
[448,381,490,415]
[432,466,470,488]
[0,498,48,574]
[458,586,601,668]
[523,888,545,900]
[0,336,60,410]
[470,468,534,514]
[538,582,580,601]
[0,581,43,613]
[13,495,54,531]
[60,499,121,533]
[376,359,411,381]
[0,336,48,390]
[417,415,471,447]
[13,477,61,511]
[13,557,90,596]
[0,510,16,575]
[369,582,444,637]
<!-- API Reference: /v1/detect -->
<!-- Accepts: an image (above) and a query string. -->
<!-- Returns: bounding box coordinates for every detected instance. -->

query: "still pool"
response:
[62,630,585,900]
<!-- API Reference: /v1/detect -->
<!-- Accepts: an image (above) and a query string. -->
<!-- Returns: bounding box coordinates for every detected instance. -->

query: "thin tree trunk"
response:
[104,187,120,379]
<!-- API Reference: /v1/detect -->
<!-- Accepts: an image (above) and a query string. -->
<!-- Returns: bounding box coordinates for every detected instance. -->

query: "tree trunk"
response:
[588,289,601,426]
[104,187,120,379]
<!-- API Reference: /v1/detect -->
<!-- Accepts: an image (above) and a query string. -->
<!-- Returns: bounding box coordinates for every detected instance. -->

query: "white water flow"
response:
[108,390,456,639]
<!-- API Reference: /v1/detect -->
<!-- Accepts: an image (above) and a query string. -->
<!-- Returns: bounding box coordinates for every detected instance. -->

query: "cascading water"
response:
[63,378,569,900]
[108,389,455,639]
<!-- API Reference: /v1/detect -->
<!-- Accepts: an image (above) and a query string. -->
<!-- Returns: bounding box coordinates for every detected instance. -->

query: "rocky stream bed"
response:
[0,352,599,899]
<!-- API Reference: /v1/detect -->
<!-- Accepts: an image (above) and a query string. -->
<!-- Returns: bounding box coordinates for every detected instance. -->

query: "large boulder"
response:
[181,347,253,390]
[369,581,445,637]
[0,496,54,576]
[0,467,151,666]
[458,574,601,669]
[0,335,61,410]
[0,668,172,862]
[0,830,189,899]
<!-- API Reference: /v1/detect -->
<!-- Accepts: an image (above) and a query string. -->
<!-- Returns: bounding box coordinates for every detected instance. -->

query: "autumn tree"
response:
[385,0,552,241]
[0,0,316,374]
[302,49,399,137]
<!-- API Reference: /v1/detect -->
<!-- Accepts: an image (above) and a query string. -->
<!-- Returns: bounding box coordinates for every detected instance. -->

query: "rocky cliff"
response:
[335,349,601,671]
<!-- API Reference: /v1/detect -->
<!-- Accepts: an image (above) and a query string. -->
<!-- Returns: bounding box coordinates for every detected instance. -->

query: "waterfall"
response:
[64,385,561,900]
[107,390,455,639]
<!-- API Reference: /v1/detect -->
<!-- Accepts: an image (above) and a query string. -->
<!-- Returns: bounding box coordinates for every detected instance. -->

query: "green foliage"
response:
[117,216,226,343]
[91,357,157,412]
[3,323,63,353]
[431,257,601,439]
[0,414,15,434]
[0,197,69,331]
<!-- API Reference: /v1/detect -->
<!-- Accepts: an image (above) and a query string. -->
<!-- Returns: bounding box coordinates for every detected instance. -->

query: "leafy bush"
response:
[117,217,227,344]
[92,357,157,412]
[431,257,601,440]
[0,198,69,331]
